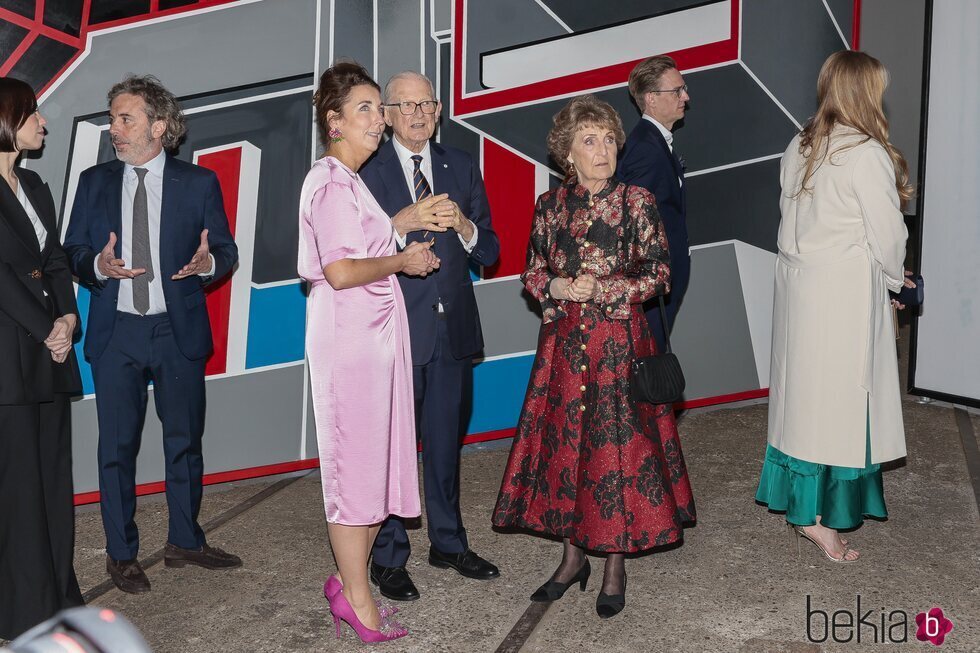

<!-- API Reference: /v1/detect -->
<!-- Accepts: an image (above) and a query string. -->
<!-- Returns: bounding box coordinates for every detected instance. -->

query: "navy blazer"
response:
[617,118,690,287]
[0,168,81,403]
[64,156,238,361]
[360,140,499,364]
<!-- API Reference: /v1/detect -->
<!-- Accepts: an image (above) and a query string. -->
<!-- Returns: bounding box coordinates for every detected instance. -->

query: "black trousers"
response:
[372,318,471,567]
[0,395,83,640]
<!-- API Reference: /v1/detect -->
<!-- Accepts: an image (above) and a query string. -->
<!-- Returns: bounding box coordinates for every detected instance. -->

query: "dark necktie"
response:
[131,167,153,315]
[411,155,432,201]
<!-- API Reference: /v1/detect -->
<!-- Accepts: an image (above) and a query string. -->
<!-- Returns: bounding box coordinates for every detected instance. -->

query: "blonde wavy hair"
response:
[797,50,913,204]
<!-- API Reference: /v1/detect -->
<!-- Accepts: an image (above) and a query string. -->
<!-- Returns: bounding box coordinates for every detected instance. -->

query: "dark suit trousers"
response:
[646,248,690,354]
[91,313,206,560]
[372,318,470,567]
[0,395,83,640]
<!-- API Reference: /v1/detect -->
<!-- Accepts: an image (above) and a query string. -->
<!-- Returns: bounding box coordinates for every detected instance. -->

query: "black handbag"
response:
[626,296,686,404]
[617,184,685,404]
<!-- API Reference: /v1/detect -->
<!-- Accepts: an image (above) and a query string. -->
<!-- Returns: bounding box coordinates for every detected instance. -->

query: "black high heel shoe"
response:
[530,558,591,602]
[595,573,627,619]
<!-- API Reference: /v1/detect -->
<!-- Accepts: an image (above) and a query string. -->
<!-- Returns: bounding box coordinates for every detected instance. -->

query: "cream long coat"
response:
[768,127,908,468]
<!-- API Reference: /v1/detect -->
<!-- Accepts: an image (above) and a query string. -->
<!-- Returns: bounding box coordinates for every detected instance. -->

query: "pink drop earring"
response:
[328,127,344,143]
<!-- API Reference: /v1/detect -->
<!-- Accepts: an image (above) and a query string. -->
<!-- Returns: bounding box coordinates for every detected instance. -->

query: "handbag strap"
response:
[621,185,672,355]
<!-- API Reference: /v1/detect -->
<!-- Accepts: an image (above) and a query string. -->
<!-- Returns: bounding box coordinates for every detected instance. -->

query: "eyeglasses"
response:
[382,100,439,115]
[650,84,688,98]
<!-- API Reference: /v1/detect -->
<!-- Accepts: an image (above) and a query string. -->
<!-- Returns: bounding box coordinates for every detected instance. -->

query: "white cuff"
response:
[94,258,108,282]
[197,254,216,277]
[458,220,478,253]
[392,226,407,250]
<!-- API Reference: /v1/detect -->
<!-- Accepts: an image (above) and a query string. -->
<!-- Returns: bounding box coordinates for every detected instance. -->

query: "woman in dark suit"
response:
[0,76,84,640]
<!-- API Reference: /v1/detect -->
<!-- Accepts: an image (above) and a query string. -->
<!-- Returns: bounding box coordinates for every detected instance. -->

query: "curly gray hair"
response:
[108,74,187,151]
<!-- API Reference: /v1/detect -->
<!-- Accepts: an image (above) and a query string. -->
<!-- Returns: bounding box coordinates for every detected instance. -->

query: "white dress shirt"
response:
[16,182,47,249]
[93,149,214,315]
[643,114,682,187]
[389,138,479,252]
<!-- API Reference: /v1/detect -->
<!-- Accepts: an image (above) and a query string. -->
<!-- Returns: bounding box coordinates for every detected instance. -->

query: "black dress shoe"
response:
[106,556,151,594]
[596,574,627,619]
[370,563,420,602]
[530,558,590,602]
[428,547,500,580]
[164,542,242,569]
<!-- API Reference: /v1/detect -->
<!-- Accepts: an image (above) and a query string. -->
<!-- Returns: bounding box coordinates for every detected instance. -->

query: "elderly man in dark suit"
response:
[617,55,690,353]
[64,75,240,594]
[359,71,500,601]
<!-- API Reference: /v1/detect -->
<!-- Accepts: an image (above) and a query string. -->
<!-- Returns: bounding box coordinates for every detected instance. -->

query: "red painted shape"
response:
[452,0,739,116]
[482,139,536,279]
[72,458,321,506]
[851,0,862,50]
[196,147,242,376]
[0,30,38,77]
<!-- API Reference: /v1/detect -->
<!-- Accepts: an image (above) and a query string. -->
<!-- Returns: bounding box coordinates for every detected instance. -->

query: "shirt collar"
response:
[125,148,167,178]
[642,114,673,145]
[391,136,431,169]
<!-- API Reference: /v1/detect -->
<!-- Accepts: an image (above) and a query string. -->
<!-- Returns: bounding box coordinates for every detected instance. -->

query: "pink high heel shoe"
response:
[324,576,399,619]
[328,587,408,643]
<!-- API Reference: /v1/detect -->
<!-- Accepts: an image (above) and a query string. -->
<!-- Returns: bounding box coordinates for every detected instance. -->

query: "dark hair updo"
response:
[313,61,380,144]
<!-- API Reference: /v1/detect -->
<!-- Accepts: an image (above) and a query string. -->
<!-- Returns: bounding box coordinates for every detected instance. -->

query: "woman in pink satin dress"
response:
[297,61,440,643]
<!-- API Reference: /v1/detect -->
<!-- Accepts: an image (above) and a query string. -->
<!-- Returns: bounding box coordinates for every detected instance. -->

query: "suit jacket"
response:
[0,168,81,404]
[360,140,499,364]
[63,155,238,361]
[617,118,689,287]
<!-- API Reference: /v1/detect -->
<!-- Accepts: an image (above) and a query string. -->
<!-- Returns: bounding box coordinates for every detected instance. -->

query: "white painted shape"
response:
[481,0,730,90]
[61,121,104,241]
[534,165,553,200]
[733,240,776,388]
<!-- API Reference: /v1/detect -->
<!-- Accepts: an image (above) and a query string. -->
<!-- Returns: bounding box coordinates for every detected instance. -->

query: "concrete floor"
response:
[41,395,976,653]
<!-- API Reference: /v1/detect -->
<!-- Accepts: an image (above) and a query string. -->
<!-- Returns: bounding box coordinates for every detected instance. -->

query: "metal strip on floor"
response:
[953,407,980,513]
[82,472,312,603]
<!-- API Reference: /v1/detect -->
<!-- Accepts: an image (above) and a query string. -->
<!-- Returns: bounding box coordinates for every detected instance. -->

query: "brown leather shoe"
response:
[164,542,242,569]
[106,556,151,594]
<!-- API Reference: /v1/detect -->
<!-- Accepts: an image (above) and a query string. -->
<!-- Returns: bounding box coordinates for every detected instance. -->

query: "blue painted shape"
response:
[466,353,534,434]
[245,282,307,368]
[469,259,481,281]
[74,286,95,395]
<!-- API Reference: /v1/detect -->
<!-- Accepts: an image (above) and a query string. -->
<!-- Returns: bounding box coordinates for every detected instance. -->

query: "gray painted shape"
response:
[670,243,761,398]
[70,365,307,493]
[432,0,452,34]
[423,0,438,90]
[686,156,782,253]
[465,0,567,94]
[378,0,422,89]
[825,0,854,46]
[33,0,317,210]
[542,0,709,31]
[467,65,797,174]
[474,279,542,358]
[333,0,374,71]
[438,42,480,162]
[741,0,844,125]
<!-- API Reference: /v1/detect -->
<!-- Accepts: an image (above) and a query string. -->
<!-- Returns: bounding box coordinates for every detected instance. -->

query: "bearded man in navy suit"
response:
[359,71,500,601]
[64,75,241,594]
[617,55,691,353]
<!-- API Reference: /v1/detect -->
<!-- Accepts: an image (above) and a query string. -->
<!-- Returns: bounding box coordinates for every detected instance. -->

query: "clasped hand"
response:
[45,314,76,363]
[401,241,441,278]
[392,194,460,237]
[889,269,917,310]
[552,274,599,302]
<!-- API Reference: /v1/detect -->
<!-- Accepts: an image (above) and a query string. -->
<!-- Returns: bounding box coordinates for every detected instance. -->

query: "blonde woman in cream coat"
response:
[756,51,916,563]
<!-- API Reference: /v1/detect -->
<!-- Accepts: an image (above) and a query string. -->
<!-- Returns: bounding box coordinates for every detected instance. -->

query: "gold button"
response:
[579,385,586,392]
[584,241,590,247]
[30,269,42,279]
[580,364,587,372]
[580,344,587,351]
[586,220,593,227]
[579,323,586,330]
[580,262,587,268]
[544,292,550,299]
[605,306,612,313]
[579,404,586,412]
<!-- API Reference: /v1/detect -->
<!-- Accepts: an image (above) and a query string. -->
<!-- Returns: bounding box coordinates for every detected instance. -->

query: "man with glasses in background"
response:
[617,55,691,353]
[359,71,500,603]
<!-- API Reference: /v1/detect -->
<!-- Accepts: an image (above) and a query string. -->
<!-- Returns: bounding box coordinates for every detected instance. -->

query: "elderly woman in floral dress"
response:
[493,94,695,619]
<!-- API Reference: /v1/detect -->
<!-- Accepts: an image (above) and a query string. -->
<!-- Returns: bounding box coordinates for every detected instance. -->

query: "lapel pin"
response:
[443,163,448,168]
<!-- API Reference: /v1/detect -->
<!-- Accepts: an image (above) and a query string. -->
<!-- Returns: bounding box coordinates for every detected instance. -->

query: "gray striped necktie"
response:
[132,167,153,315]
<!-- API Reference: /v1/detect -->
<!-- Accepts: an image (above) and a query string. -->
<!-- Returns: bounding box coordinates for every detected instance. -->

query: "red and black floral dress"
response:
[492,180,696,553]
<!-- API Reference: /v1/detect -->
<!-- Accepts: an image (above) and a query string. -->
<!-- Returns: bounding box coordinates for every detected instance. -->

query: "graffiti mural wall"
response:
[0,0,859,497]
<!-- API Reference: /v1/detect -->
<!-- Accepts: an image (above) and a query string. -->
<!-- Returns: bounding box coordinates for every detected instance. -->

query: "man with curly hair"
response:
[64,75,240,594]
